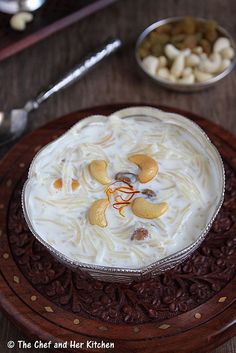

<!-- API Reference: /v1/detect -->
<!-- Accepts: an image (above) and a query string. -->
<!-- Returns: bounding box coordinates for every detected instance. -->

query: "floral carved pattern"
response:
[8,161,236,324]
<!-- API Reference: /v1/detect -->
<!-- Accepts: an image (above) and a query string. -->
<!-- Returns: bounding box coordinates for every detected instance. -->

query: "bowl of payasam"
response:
[22,107,225,283]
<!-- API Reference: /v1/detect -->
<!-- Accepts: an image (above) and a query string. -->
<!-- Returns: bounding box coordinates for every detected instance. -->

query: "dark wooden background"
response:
[0,0,235,352]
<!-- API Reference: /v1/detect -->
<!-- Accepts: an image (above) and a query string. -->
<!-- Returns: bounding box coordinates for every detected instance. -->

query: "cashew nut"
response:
[178,74,195,84]
[181,48,191,57]
[142,55,159,76]
[156,68,176,81]
[213,37,231,53]
[192,46,203,55]
[182,67,193,77]
[89,160,111,185]
[88,199,109,227]
[132,197,168,219]
[185,54,200,67]
[221,47,235,60]
[199,53,222,74]
[194,68,213,82]
[10,12,33,31]
[158,56,168,68]
[170,54,185,78]
[128,154,158,183]
[168,74,177,82]
[156,67,170,80]
[165,44,181,60]
[218,58,231,72]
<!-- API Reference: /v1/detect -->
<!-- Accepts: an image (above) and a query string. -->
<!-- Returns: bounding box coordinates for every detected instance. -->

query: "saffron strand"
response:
[105,179,140,217]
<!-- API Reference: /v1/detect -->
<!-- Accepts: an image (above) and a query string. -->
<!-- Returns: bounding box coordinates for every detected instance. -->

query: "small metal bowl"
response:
[135,17,236,92]
[22,107,225,283]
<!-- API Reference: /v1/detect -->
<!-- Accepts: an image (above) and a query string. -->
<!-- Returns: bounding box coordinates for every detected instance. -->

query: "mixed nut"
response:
[138,17,235,84]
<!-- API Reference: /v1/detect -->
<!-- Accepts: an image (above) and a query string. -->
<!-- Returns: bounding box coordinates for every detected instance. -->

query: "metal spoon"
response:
[0,38,122,146]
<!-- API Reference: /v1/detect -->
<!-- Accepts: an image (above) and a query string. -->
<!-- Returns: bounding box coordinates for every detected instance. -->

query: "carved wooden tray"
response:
[0,104,235,353]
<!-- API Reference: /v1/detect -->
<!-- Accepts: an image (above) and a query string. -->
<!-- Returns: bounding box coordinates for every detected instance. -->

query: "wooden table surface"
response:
[0,0,235,352]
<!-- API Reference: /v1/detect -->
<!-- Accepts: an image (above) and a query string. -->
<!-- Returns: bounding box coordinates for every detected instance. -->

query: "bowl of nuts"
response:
[136,17,236,91]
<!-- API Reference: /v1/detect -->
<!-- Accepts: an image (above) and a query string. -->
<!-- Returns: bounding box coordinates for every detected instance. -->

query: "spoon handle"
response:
[25,38,122,111]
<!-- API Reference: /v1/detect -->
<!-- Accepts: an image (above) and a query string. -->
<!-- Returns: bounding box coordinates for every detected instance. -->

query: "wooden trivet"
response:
[0,104,235,353]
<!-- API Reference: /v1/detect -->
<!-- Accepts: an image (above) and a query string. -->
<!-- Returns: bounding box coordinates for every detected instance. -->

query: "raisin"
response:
[115,172,137,183]
[131,228,148,241]
[141,189,156,198]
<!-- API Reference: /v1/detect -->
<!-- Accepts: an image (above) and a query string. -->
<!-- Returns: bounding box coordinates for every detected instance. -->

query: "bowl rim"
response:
[21,106,225,275]
[135,16,236,90]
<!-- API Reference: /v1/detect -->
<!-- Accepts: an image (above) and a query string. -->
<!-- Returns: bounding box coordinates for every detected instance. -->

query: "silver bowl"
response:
[22,106,225,283]
[135,17,236,92]
[0,0,46,14]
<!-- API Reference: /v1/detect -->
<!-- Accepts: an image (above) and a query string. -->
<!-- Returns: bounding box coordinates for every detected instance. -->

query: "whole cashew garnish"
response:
[88,199,109,227]
[132,197,168,219]
[89,160,111,185]
[128,154,158,183]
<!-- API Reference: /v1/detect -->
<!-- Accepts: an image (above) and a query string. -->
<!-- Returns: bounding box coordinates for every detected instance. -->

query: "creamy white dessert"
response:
[24,107,223,269]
